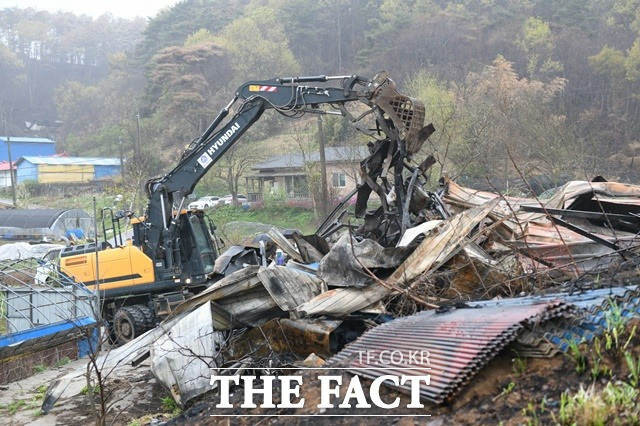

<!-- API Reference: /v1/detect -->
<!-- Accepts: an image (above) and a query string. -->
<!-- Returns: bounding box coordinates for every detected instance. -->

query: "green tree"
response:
[215,6,300,84]
[0,42,25,144]
[589,45,627,79]
[135,0,242,64]
[404,70,461,179]
[516,17,563,79]
[54,82,103,147]
[626,38,640,80]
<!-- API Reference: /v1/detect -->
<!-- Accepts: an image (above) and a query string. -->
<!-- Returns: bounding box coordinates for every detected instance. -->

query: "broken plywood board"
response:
[257,266,327,311]
[268,228,304,263]
[226,318,344,360]
[296,199,500,316]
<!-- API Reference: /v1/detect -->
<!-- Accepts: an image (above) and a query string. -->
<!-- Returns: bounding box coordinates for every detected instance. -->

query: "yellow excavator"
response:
[56,72,428,344]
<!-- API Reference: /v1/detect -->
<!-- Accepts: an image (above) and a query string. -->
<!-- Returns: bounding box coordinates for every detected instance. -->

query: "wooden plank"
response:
[268,228,304,263]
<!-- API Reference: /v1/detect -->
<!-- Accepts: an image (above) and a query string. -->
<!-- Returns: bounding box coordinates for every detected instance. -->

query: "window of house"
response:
[332,172,346,188]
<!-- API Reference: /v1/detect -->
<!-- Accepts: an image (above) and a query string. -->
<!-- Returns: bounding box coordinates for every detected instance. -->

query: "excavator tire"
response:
[138,305,156,328]
[113,305,154,345]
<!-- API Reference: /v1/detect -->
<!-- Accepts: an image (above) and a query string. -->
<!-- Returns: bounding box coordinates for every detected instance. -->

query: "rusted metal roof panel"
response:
[545,180,640,209]
[297,200,500,317]
[330,301,569,404]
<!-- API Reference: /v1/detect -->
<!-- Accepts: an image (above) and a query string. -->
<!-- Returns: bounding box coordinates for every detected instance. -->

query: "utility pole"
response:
[135,110,142,162]
[118,136,125,181]
[317,115,328,217]
[93,197,102,322]
[3,108,17,207]
[135,110,144,216]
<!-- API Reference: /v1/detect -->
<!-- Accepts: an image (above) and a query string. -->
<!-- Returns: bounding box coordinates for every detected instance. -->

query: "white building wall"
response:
[0,170,14,188]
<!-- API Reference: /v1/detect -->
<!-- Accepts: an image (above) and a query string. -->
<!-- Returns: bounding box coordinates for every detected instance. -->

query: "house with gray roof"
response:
[247,146,369,201]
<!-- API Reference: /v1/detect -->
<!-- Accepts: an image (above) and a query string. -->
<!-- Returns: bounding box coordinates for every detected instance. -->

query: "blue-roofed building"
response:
[0,137,55,162]
[15,156,122,184]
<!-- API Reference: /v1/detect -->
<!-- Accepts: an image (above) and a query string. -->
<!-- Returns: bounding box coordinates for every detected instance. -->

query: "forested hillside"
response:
[1,0,639,195]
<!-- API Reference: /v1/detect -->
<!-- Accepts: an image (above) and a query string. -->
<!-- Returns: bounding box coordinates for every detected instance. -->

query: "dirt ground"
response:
[0,358,173,426]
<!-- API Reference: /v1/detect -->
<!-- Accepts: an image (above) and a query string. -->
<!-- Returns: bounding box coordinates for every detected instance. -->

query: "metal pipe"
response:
[93,197,102,323]
[174,196,186,220]
[197,96,238,145]
[160,193,167,230]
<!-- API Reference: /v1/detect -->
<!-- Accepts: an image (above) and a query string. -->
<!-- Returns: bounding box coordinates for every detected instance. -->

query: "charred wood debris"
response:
[42,88,640,411]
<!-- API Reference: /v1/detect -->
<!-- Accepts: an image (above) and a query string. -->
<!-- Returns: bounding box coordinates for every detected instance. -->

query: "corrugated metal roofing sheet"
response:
[499,287,640,356]
[330,301,570,404]
[17,156,121,166]
[0,137,55,144]
[467,285,638,310]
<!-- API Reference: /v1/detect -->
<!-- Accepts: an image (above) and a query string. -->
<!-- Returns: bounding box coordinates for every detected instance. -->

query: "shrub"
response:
[263,189,288,210]
[285,198,314,209]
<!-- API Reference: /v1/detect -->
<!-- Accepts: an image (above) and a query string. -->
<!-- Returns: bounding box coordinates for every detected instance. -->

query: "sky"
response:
[0,0,180,19]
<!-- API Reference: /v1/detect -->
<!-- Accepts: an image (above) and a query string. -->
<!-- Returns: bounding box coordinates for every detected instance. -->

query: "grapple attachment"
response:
[367,72,428,155]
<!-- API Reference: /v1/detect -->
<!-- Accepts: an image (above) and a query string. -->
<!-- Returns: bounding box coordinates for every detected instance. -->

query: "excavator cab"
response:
[130,209,218,290]
[175,212,218,286]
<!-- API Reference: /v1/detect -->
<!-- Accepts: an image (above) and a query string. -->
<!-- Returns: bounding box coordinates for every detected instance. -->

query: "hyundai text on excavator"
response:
[56,72,429,344]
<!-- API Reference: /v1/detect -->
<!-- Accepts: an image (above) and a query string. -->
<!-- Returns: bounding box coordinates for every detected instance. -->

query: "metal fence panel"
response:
[3,286,97,334]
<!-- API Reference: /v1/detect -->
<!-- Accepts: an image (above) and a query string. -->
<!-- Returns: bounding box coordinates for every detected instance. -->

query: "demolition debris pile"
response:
[38,172,640,412]
[30,76,640,413]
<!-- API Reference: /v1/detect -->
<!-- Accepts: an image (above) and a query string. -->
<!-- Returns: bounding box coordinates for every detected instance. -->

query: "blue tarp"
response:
[0,316,97,352]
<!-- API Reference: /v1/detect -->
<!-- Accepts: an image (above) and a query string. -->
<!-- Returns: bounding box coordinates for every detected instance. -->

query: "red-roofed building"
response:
[0,161,16,188]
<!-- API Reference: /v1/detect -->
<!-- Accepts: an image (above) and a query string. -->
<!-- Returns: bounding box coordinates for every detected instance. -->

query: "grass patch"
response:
[161,396,181,416]
[26,194,114,212]
[211,205,317,245]
[212,205,316,232]
[81,384,101,396]
[33,364,47,373]
[33,385,48,401]
[7,399,27,414]
[54,357,71,368]
[553,382,640,425]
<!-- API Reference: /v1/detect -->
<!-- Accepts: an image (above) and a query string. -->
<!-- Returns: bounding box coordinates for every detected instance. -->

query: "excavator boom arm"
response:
[141,72,426,276]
